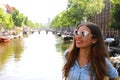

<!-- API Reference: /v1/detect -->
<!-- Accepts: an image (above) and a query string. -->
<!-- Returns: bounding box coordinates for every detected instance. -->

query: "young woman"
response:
[62,22,118,80]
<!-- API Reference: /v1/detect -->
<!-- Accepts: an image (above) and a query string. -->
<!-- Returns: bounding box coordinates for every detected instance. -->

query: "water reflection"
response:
[55,36,72,54]
[0,31,71,80]
[0,38,24,70]
[11,38,24,61]
[0,42,12,70]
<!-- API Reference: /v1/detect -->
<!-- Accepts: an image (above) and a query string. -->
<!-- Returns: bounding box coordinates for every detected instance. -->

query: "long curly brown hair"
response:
[62,22,109,80]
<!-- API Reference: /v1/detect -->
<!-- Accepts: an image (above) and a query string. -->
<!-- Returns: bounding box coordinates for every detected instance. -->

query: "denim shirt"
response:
[68,61,92,80]
[66,58,118,80]
[64,50,118,80]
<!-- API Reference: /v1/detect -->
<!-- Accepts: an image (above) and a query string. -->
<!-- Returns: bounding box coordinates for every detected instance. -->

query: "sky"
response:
[0,0,68,24]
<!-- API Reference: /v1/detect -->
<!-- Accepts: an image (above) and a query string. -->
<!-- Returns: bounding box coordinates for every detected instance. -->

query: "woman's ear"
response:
[92,38,97,44]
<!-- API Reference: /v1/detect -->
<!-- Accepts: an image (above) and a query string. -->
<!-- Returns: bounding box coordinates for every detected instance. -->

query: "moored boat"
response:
[0,37,10,43]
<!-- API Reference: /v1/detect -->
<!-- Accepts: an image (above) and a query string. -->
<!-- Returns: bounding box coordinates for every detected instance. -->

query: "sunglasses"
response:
[74,30,89,37]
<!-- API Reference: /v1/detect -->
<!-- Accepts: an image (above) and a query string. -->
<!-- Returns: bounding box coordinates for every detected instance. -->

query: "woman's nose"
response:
[75,34,82,38]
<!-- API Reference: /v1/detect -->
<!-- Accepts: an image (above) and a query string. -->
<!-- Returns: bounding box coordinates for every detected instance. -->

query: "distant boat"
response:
[0,36,10,43]
[62,34,73,41]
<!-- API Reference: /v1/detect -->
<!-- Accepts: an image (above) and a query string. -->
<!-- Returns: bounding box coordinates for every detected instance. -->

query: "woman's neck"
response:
[78,48,91,67]
[79,48,90,58]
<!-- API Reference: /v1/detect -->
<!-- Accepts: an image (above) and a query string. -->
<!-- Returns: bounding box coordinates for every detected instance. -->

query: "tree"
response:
[51,14,61,29]
[0,8,14,29]
[109,1,120,29]
[109,0,120,37]
[51,0,105,28]
[3,13,14,29]
[67,0,105,21]
[110,0,120,4]
[12,8,25,27]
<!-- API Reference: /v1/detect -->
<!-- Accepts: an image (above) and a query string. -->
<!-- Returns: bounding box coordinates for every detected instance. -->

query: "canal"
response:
[0,31,72,80]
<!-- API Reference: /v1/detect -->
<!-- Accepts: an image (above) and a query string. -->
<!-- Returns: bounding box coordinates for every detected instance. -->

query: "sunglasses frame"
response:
[74,30,89,37]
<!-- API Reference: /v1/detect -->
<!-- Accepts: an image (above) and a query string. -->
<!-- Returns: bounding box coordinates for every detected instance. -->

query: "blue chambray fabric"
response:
[67,61,94,80]
[66,58,118,80]
[105,58,118,78]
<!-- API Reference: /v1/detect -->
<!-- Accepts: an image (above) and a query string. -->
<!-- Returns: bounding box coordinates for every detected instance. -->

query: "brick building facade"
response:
[90,0,119,38]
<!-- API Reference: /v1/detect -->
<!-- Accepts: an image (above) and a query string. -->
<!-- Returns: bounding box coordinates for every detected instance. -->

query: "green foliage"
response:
[24,17,42,28]
[24,17,28,25]
[51,14,61,28]
[34,23,41,28]
[3,13,14,29]
[12,8,25,27]
[51,0,105,28]
[11,8,42,28]
[60,11,71,27]
[0,8,14,29]
[109,1,120,30]
[67,0,105,21]
[110,0,120,4]
[0,8,5,25]
[0,6,41,29]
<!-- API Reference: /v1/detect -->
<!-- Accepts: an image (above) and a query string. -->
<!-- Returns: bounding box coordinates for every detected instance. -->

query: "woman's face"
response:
[74,25,97,48]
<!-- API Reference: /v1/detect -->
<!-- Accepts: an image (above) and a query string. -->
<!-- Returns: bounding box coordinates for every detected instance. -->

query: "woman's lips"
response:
[76,40,83,44]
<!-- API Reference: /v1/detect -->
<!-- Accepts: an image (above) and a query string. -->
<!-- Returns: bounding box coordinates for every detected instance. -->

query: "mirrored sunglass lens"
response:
[75,30,89,37]
[77,31,80,35]
[82,31,88,37]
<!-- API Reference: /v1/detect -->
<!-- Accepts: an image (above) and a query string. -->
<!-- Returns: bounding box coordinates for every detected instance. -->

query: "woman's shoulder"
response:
[105,58,118,78]
[105,58,114,67]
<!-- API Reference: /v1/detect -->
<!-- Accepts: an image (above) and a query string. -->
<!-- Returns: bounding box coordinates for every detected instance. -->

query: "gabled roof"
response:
[5,4,14,13]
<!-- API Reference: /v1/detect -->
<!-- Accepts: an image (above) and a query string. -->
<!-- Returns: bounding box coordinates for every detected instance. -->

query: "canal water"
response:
[0,31,72,80]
